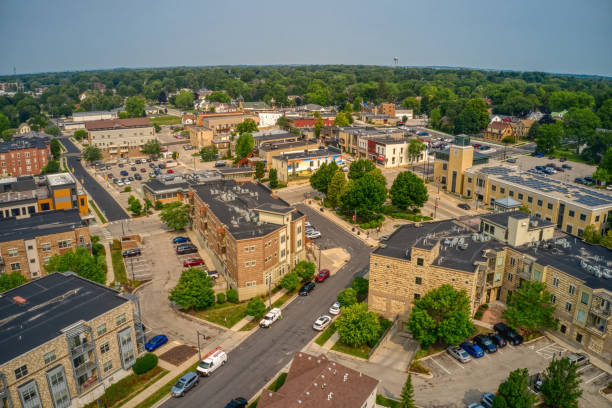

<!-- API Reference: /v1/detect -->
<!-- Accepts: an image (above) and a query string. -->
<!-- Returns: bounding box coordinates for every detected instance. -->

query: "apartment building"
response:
[258,139,320,168]
[197,112,259,135]
[189,179,306,300]
[0,209,90,280]
[357,135,428,168]
[86,118,156,160]
[368,211,612,363]
[0,272,142,408]
[0,173,89,219]
[271,147,343,183]
[0,133,52,177]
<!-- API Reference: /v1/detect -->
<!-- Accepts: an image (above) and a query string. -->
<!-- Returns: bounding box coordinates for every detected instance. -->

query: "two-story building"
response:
[271,147,343,183]
[357,135,428,168]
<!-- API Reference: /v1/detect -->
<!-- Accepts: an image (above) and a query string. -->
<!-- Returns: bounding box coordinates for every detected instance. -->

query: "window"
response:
[10,262,20,271]
[510,257,515,266]
[414,293,421,300]
[245,262,249,267]
[116,313,126,326]
[19,383,40,407]
[415,277,422,285]
[579,213,586,221]
[42,243,51,251]
[569,284,575,295]
[297,226,301,234]
[15,365,28,379]
[416,258,424,266]
[250,246,254,251]
[552,277,559,287]
[568,210,575,217]
[100,342,110,354]
[581,292,589,305]
[251,281,256,286]
[547,203,553,210]
[518,193,523,200]
[565,302,572,312]
[560,325,567,334]
[41,349,57,367]
[527,196,533,203]
[508,273,513,282]
[576,309,586,323]
[551,294,556,304]
[566,224,573,234]
[491,185,496,192]
[509,190,514,197]
[97,323,107,336]
[244,247,249,253]
[467,177,472,183]
[576,333,583,343]
[500,187,505,194]
[103,360,113,373]
[442,163,447,170]
[595,215,600,222]
[280,236,285,244]
[8,248,18,257]
[537,199,543,206]
[58,240,71,249]
[497,257,503,266]
[577,228,584,237]
[297,239,301,247]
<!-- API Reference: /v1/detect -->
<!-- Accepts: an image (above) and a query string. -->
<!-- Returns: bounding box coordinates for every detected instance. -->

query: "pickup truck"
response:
[259,308,282,328]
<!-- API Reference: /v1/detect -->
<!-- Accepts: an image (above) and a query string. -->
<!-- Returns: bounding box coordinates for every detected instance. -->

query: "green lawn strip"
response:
[149,115,182,126]
[132,362,199,408]
[331,341,371,359]
[110,245,128,284]
[115,369,169,408]
[194,302,248,328]
[552,148,590,164]
[314,323,337,346]
[239,319,260,331]
[376,395,400,408]
[89,200,107,223]
[271,290,296,308]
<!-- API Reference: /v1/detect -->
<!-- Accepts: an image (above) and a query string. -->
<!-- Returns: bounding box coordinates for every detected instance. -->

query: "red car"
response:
[167,169,174,174]
[315,269,330,282]
[140,168,147,173]
[183,258,204,267]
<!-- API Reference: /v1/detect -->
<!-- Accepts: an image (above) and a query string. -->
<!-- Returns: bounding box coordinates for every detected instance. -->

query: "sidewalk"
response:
[104,241,116,285]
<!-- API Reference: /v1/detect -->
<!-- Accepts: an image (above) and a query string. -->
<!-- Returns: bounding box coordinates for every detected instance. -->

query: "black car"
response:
[176,244,198,255]
[122,248,141,258]
[134,174,142,180]
[131,166,137,171]
[473,334,497,353]
[488,333,506,348]
[225,397,247,408]
[493,322,523,346]
[458,203,471,210]
[299,282,316,296]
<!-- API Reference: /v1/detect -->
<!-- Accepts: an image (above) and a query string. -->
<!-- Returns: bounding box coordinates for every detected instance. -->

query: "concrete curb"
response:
[598,387,612,404]
[170,307,229,332]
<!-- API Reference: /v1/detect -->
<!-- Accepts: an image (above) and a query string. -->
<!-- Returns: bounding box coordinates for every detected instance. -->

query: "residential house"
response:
[16,123,30,134]
[483,122,516,142]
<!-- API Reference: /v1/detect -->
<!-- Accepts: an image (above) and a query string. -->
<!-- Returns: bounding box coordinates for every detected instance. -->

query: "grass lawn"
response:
[315,323,337,346]
[551,148,590,164]
[239,318,260,331]
[89,200,107,223]
[133,361,199,408]
[149,115,181,126]
[376,395,400,408]
[271,290,296,308]
[194,302,248,328]
[110,245,128,284]
[331,341,371,360]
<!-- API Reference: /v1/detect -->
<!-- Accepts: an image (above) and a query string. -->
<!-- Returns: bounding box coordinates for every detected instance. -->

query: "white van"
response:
[196,347,227,376]
[165,160,178,168]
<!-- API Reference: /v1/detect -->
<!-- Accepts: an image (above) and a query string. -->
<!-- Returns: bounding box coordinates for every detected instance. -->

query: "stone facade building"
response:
[86,118,155,160]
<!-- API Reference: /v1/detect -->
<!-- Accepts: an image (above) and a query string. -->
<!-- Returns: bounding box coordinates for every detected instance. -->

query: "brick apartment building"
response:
[86,118,156,160]
[0,209,90,280]
[0,273,142,408]
[0,132,52,177]
[369,212,612,363]
[189,179,306,300]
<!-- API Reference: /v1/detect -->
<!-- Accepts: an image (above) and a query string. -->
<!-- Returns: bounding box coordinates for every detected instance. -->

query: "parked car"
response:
[458,203,471,210]
[460,341,484,358]
[568,353,589,367]
[306,230,321,239]
[197,347,227,376]
[446,346,471,363]
[120,170,129,176]
[131,166,137,171]
[105,164,112,170]
[134,174,142,180]
[584,176,594,183]
[140,168,147,173]
[473,334,497,353]
[107,173,114,179]
[546,163,555,168]
[259,308,282,328]
[118,163,124,168]
[171,372,198,397]
[481,393,495,408]
[467,404,485,408]
[562,164,572,169]
[224,398,248,408]
[128,176,134,181]
[215,161,227,168]
[574,177,586,184]
[167,169,174,174]
[493,322,523,345]
[313,315,332,331]
[176,244,198,255]
[207,270,219,279]
[554,166,564,172]
[315,269,330,282]
[183,258,204,267]
[559,157,567,162]
[487,333,506,348]
[532,152,545,157]
[329,301,341,315]
[299,281,315,296]
[122,248,141,258]
[506,158,516,163]
[173,236,191,244]
[145,334,168,351]
[158,163,166,169]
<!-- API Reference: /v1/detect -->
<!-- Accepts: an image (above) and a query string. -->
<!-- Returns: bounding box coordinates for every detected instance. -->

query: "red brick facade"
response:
[0,145,51,177]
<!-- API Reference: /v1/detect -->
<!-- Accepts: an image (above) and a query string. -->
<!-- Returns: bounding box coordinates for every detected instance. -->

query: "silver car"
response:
[313,315,332,331]
[447,346,471,363]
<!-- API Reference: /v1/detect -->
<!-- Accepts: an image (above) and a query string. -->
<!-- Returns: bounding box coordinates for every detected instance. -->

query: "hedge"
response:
[217,292,226,304]
[132,353,158,375]
[226,289,239,303]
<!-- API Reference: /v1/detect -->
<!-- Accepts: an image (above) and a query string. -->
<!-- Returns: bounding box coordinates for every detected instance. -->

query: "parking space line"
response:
[584,372,606,384]
[445,356,465,370]
[430,358,452,375]
[577,364,592,373]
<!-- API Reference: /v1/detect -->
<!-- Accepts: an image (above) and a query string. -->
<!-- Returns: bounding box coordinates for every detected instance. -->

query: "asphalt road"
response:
[59,137,130,222]
[162,205,371,408]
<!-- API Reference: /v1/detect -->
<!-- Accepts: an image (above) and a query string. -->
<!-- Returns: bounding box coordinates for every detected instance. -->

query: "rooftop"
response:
[85,118,151,131]
[0,209,86,243]
[0,272,130,365]
[253,132,298,142]
[72,110,115,117]
[481,210,554,230]
[273,148,341,162]
[364,135,406,145]
[259,139,318,152]
[46,172,77,187]
[218,167,255,174]
[0,137,49,153]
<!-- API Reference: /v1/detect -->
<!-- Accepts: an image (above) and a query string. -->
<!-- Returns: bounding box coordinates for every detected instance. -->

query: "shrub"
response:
[217,292,226,304]
[474,311,483,319]
[408,360,430,374]
[226,289,239,303]
[123,186,132,192]
[414,349,428,360]
[280,272,300,291]
[132,353,158,375]
[313,196,321,201]
[154,200,164,210]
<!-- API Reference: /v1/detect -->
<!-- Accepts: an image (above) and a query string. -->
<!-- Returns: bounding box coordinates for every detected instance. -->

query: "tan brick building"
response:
[86,118,156,160]
[0,272,142,408]
[368,211,612,363]
[0,209,90,280]
[189,180,306,300]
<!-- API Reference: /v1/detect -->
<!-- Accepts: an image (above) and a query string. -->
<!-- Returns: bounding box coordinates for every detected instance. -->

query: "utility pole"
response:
[196,331,210,362]
[434,197,438,219]
[267,276,272,309]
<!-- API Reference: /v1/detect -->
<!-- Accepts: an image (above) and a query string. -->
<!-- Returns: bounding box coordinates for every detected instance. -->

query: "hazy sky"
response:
[1,0,611,76]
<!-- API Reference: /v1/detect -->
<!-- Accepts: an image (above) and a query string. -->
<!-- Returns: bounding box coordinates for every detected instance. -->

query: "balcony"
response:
[585,322,607,337]
[78,375,99,394]
[74,360,97,377]
[70,341,94,358]
[590,292,612,318]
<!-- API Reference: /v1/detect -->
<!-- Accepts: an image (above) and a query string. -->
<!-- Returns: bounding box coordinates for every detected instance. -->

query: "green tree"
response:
[1,128,15,142]
[592,167,609,184]
[142,140,162,158]
[597,99,612,129]
[337,288,357,307]
[276,116,289,128]
[540,357,583,408]
[600,230,612,249]
[128,195,142,216]
[246,297,267,318]
[0,272,27,292]
[235,118,258,135]
[125,96,145,117]
[407,285,475,348]
[390,171,428,210]
[235,132,254,160]
[200,145,218,162]
[454,98,489,134]
[563,107,601,145]
[399,374,416,408]
[255,161,265,180]
[351,277,369,296]
[207,91,230,103]
[168,268,215,310]
[41,160,61,174]
[160,202,190,230]
[341,173,387,220]
[535,122,563,154]
[280,272,300,291]
[0,113,10,133]
[269,168,279,188]
[45,247,106,284]
[333,112,350,127]
[353,97,363,112]
[50,138,62,160]
[74,129,87,141]
[293,261,315,281]
[175,91,194,110]
[368,168,387,188]
[326,170,347,207]
[82,145,102,163]
[407,139,426,165]
[44,125,60,136]
[401,97,420,112]
[502,135,516,145]
[144,198,153,214]
[309,162,335,194]
[335,303,381,347]
[348,159,375,180]
[582,224,602,244]
[491,368,536,408]
[314,116,324,139]
[503,281,557,333]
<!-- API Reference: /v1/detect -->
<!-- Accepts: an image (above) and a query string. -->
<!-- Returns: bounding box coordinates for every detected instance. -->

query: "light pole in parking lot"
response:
[196,330,210,362]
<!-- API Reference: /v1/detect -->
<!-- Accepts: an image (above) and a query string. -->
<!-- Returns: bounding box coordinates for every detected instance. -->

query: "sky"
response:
[1,0,611,77]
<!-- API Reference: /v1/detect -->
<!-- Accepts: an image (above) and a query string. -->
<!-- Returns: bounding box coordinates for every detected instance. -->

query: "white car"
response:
[124,179,131,185]
[329,302,341,315]
[306,231,321,239]
[305,221,312,228]
[313,315,332,331]
[117,180,125,187]
[259,308,282,328]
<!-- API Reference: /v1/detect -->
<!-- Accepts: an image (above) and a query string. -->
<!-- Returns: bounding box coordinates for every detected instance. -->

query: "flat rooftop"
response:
[0,209,86,242]
[481,210,554,230]
[364,135,405,145]
[259,139,318,152]
[273,148,341,161]
[46,172,76,187]
[0,273,129,365]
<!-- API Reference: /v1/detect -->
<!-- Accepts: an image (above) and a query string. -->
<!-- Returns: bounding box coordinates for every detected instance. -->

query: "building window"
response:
[565,302,572,312]
[577,228,583,237]
[568,285,575,295]
[442,163,447,170]
[576,310,586,323]
[575,333,583,343]
[415,277,422,285]
[15,365,28,379]
[537,199,543,206]
[509,190,514,197]
[581,292,589,305]
[100,342,110,355]
[550,294,556,304]
[491,185,496,192]
[508,273,513,282]
[244,247,249,253]
[595,215,600,222]
[250,246,255,251]
[552,277,559,287]
[297,239,301,247]
[518,193,523,200]
[416,258,424,266]
[568,210,575,217]
[579,214,586,221]
[97,323,107,336]
[527,196,533,203]
[42,243,51,251]
[467,177,472,183]
[547,203,553,210]
[10,262,20,271]
[103,360,113,373]
[8,248,18,257]
[560,325,566,334]
[414,293,421,300]
[510,257,515,266]
[297,226,301,234]
[566,225,573,234]
[500,187,505,194]
[58,240,71,249]
[116,313,127,326]
[245,262,249,267]
[44,350,56,365]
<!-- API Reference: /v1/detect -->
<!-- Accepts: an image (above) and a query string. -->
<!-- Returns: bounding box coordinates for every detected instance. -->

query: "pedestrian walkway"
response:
[104,241,115,285]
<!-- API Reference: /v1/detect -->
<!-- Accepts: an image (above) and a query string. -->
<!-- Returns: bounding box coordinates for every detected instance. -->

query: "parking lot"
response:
[507,154,601,186]
[415,337,611,408]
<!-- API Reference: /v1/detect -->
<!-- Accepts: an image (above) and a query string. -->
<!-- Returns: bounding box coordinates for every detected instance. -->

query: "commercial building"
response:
[0,209,90,280]
[0,133,52,177]
[0,272,142,408]
[189,179,306,300]
[258,140,320,168]
[86,118,156,160]
[0,173,88,219]
[333,127,405,155]
[196,112,259,135]
[368,211,612,362]
[253,131,300,148]
[360,113,399,126]
[395,109,414,121]
[189,127,214,150]
[72,111,117,123]
[287,117,334,129]
[357,135,428,168]
[257,352,378,408]
[271,148,343,183]
[257,111,283,128]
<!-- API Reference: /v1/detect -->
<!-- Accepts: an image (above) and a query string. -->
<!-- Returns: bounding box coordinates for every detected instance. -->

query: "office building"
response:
[86,118,156,160]
[271,148,343,183]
